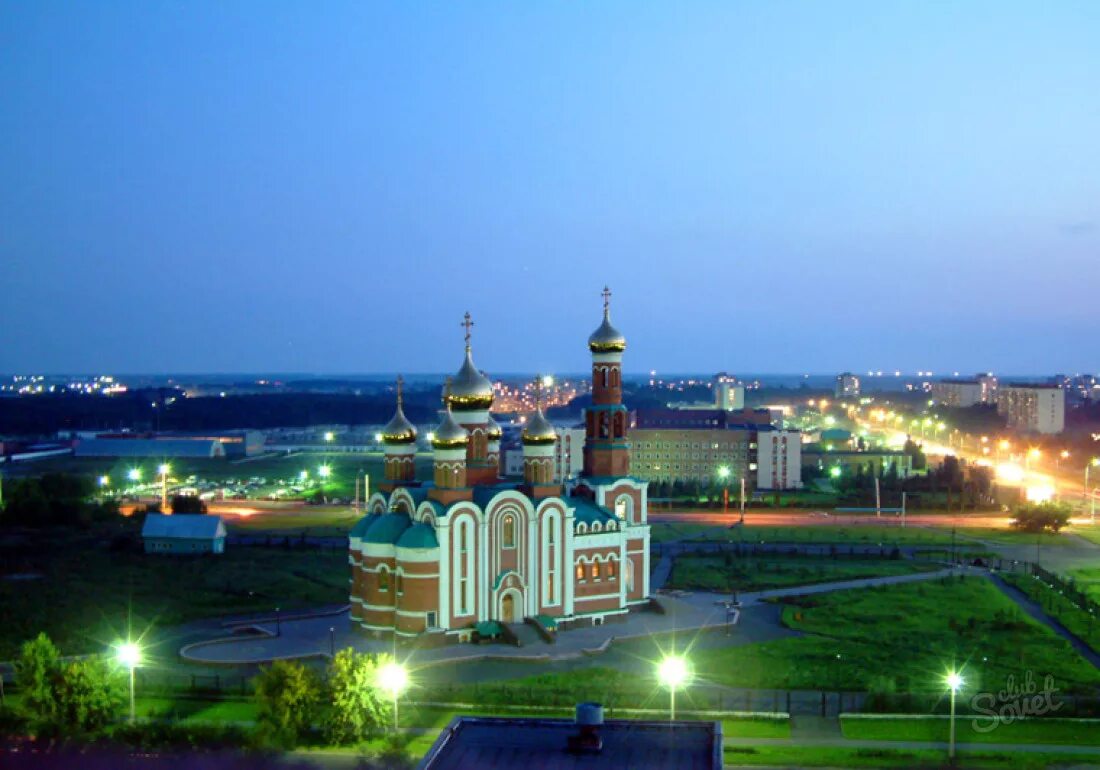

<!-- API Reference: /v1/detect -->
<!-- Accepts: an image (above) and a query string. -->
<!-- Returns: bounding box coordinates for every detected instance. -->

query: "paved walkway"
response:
[180,568,956,666]
[991,572,1100,669]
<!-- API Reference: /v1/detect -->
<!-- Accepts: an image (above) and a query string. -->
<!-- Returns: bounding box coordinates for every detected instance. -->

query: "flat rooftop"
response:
[418,715,722,770]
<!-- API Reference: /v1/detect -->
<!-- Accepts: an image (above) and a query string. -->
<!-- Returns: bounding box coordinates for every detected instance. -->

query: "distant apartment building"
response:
[553,426,585,481]
[756,429,803,490]
[713,372,745,410]
[835,372,861,399]
[996,384,1065,434]
[930,379,983,407]
[503,425,586,481]
[976,373,998,403]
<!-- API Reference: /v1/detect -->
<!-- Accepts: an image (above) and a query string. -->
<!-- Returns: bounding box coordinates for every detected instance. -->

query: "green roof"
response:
[363,512,412,545]
[396,522,439,549]
[475,621,502,637]
[569,497,616,525]
[350,513,380,539]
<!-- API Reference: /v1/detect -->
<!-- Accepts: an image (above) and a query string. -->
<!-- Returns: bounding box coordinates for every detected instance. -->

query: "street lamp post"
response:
[658,655,689,723]
[946,671,963,760]
[116,641,141,723]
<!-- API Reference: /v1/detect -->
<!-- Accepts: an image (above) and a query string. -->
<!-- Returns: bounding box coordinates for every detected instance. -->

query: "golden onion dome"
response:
[448,311,494,411]
[432,407,469,450]
[588,286,626,353]
[485,413,503,442]
[522,408,557,446]
[448,348,494,411]
[381,376,417,445]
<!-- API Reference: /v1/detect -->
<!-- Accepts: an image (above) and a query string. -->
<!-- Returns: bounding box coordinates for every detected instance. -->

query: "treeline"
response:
[0,473,119,528]
[0,391,442,435]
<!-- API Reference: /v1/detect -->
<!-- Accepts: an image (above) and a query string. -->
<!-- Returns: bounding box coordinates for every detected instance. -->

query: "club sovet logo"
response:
[970,671,1063,733]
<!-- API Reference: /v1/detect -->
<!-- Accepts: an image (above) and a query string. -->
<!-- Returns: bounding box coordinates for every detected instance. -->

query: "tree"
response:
[1010,502,1071,533]
[53,655,125,733]
[254,659,322,745]
[14,634,124,735]
[170,494,207,514]
[324,650,391,744]
[14,633,62,727]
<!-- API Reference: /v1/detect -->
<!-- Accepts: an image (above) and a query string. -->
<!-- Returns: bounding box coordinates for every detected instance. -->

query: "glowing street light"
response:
[717,466,731,516]
[541,374,554,389]
[318,465,332,479]
[299,470,309,481]
[377,661,409,731]
[946,670,963,760]
[1086,458,1100,524]
[127,468,142,482]
[1026,447,1041,469]
[116,641,142,723]
[829,466,842,479]
[658,655,690,721]
[98,475,110,488]
[158,464,170,511]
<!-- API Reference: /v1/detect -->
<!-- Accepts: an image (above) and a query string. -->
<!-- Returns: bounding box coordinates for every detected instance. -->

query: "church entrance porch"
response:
[493,570,527,625]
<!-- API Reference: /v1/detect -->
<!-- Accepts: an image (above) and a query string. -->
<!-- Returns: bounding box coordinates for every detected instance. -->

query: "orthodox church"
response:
[348,289,650,641]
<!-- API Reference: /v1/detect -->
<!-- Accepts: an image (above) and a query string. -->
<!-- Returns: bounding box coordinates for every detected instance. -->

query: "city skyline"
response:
[3,2,1098,374]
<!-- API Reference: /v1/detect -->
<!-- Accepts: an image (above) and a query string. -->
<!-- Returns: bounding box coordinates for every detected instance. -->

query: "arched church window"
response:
[395,571,404,596]
[607,558,617,580]
[378,567,390,592]
[503,514,516,548]
[575,563,585,582]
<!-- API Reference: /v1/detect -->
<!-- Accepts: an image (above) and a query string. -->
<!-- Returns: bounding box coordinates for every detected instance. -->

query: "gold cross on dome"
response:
[460,312,474,348]
[601,286,611,311]
[395,374,404,406]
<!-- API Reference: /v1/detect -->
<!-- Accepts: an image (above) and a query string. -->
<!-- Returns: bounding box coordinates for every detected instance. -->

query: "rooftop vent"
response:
[567,702,604,754]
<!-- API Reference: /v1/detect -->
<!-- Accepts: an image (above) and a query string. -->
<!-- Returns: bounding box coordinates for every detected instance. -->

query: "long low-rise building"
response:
[803,448,914,478]
[75,438,227,458]
[629,425,802,491]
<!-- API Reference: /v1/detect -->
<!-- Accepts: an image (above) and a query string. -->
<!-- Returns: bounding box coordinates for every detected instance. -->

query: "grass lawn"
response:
[722,744,1095,769]
[955,528,1071,546]
[0,523,349,658]
[692,576,1100,693]
[1070,526,1100,546]
[694,524,962,546]
[222,507,361,535]
[841,715,1100,746]
[667,554,939,593]
[1070,566,1100,603]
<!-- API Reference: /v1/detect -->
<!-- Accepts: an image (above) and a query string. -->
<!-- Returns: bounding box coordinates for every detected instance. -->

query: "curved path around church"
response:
[179,568,957,667]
